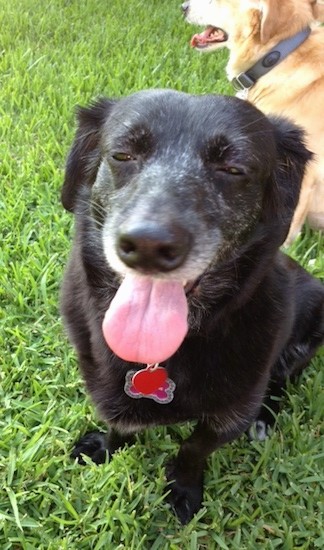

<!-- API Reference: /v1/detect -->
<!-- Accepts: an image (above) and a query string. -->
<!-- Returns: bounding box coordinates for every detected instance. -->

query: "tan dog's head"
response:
[183,0,318,76]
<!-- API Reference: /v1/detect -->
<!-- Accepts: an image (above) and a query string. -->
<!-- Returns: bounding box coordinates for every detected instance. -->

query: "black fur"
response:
[60,90,324,524]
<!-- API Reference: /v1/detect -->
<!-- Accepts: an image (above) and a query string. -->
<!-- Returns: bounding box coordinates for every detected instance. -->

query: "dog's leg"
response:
[248,378,285,441]
[70,355,136,464]
[71,428,135,465]
[253,295,324,438]
[166,421,246,524]
[253,345,318,438]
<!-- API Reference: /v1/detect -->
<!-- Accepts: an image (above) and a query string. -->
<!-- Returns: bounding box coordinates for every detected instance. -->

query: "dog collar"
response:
[232,27,311,92]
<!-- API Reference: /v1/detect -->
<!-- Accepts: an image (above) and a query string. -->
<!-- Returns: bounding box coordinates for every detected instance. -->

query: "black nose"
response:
[181,2,189,15]
[117,222,192,273]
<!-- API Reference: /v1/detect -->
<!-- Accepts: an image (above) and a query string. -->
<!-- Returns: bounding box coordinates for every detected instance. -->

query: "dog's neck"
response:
[231,27,311,95]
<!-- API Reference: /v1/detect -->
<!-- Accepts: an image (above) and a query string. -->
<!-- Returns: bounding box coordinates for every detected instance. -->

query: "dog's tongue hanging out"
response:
[102,274,188,364]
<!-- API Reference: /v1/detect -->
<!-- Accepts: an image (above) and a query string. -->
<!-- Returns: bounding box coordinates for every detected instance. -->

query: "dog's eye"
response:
[220,166,244,175]
[112,153,136,162]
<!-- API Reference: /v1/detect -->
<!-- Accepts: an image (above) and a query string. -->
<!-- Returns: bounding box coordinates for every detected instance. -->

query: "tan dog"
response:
[184,0,324,244]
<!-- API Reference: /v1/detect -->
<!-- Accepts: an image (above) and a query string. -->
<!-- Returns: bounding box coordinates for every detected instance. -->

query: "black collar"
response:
[232,27,311,92]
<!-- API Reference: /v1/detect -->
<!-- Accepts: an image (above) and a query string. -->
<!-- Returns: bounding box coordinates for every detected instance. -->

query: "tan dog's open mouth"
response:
[190,26,228,49]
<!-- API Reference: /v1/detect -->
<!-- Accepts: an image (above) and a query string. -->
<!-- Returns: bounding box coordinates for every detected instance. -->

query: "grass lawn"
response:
[0,0,323,548]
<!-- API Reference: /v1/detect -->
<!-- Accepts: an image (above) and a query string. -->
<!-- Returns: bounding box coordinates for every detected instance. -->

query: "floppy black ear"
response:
[261,117,312,243]
[61,98,116,212]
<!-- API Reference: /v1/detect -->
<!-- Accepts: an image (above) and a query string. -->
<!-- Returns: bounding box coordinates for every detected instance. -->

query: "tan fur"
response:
[187,0,324,244]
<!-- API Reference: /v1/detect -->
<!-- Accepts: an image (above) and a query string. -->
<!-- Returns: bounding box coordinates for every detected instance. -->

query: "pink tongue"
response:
[190,26,225,48]
[102,274,188,364]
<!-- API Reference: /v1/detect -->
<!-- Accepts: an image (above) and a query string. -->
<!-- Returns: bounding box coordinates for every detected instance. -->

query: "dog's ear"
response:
[258,0,280,44]
[258,0,315,43]
[61,98,115,212]
[261,117,312,243]
[311,1,324,22]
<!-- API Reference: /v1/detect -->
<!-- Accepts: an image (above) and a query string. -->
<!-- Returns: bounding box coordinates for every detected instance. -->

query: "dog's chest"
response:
[94,349,245,430]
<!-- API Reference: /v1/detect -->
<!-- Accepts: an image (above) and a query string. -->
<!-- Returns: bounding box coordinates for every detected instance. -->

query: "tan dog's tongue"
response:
[102,273,188,364]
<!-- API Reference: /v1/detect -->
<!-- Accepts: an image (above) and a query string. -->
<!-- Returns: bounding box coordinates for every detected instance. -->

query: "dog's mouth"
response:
[190,26,228,49]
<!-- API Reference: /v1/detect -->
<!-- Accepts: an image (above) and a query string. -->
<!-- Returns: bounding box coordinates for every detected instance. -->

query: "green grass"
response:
[0,0,323,548]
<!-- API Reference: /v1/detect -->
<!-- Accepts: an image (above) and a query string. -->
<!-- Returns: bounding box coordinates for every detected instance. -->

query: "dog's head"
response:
[183,1,316,61]
[62,89,310,364]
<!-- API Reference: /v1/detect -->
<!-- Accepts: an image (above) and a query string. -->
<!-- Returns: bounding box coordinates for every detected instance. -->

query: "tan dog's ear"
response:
[259,0,279,44]
[311,0,324,22]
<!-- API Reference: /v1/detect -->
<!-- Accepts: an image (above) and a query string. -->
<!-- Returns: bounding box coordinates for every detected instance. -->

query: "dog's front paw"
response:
[165,460,203,524]
[71,431,109,465]
[166,479,203,524]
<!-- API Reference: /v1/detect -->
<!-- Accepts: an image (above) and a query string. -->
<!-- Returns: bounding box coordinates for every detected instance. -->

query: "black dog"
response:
[61,89,324,524]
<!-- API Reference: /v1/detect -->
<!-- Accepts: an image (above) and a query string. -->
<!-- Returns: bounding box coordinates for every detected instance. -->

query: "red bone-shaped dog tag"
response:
[124,363,176,404]
[132,364,167,394]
